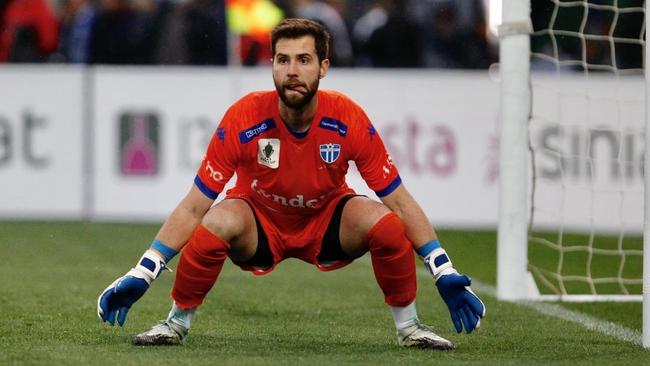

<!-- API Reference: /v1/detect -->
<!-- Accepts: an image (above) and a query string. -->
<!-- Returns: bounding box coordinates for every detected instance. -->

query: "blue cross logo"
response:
[319,143,341,164]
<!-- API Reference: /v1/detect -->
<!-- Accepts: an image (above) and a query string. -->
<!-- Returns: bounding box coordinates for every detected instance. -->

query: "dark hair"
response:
[271,18,330,62]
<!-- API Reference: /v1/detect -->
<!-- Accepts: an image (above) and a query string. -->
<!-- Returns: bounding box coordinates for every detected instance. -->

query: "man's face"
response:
[272,36,329,110]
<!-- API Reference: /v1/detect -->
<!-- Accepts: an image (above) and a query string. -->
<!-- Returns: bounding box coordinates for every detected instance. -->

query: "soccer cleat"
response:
[132,320,188,346]
[397,321,455,350]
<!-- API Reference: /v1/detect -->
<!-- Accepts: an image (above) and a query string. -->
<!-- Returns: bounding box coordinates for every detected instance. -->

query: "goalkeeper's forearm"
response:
[151,185,214,257]
[379,184,439,249]
[97,202,205,326]
[97,186,212,325]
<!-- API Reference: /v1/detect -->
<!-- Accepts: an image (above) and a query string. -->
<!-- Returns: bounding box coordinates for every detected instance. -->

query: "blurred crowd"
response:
[0,0,497,68]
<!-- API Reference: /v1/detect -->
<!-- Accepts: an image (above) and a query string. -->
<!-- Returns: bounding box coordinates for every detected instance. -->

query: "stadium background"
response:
[1,0,643,231]
[1,0,648,365]
[0,0,506,224]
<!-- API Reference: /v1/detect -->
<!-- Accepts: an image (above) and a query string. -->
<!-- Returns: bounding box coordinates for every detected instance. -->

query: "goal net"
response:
[526,0,645,300]
[498,0,649,348]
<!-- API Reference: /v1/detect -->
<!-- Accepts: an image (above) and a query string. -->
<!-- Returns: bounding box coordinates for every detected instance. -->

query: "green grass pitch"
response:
[0,221,647,365]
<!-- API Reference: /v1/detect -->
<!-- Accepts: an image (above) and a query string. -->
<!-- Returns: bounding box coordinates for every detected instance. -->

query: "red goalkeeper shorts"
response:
[226,193,359,275]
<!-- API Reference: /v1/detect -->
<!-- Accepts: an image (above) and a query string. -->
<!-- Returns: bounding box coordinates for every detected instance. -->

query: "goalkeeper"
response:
[97,18,485,350]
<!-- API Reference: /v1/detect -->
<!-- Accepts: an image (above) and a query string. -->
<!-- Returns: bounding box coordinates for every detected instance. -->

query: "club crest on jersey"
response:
[319,143,341,164]
[258,138,280,168]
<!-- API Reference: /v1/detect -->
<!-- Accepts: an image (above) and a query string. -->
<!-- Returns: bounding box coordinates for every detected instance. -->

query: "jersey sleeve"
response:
[349,109,401,197]
[194,107,241,200]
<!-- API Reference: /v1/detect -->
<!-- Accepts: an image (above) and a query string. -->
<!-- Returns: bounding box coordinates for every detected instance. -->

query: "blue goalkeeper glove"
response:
[423,247,486,334]
[435,271,485,333]
[97,250,167,326]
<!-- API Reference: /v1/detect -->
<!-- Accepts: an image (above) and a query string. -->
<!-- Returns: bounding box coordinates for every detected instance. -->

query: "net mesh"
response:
[527,0,645,297]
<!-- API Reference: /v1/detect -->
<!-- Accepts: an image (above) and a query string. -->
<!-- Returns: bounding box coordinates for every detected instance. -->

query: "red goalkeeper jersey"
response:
[194,90,401,215]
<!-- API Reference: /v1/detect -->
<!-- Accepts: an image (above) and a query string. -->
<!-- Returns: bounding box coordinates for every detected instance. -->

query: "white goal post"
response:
[496,0,649,348]
[497,0,533,302]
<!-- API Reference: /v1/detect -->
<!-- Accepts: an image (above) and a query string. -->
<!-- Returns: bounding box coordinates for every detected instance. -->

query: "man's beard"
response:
[275,77,319,110]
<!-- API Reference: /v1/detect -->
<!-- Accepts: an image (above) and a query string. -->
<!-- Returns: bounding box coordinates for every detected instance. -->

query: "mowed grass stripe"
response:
[1,221,648,366]
[422,267,644,346]
[357,256,644,346]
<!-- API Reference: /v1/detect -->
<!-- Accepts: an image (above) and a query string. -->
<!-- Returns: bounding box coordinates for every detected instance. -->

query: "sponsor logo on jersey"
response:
[258,138,280,168]
[239,119,277,144]
[318,117,348,137]
[319,143,341,164]
[251,179,322,208]
[205,160,224,182]
[382,153,394,178]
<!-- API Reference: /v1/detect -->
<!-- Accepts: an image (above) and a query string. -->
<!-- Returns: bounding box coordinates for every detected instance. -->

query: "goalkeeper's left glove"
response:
[420,243,486,334]
[97,250,168,326]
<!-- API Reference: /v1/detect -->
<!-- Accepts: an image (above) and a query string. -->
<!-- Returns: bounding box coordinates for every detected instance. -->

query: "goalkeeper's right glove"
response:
[97,250,168,326]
